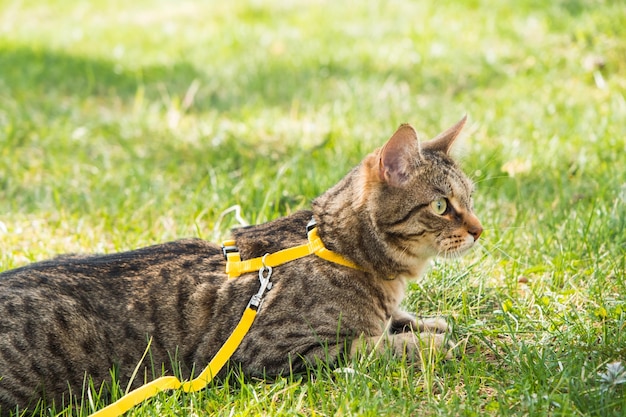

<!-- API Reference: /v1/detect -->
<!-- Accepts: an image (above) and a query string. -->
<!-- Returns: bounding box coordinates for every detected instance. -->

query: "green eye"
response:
[431,198,448,215]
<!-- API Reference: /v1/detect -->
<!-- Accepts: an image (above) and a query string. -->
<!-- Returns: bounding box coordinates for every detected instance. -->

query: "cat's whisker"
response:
[472,240,521,265]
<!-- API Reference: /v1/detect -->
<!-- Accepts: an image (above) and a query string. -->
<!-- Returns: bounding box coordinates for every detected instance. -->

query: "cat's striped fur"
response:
[0,117,481,414]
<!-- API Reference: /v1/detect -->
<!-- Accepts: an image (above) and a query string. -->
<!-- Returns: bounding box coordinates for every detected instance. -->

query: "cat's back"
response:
[0,238,222,284]
[0,237,226,337]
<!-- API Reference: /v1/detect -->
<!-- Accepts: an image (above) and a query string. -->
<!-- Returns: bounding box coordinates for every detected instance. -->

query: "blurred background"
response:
[1,0,623,245]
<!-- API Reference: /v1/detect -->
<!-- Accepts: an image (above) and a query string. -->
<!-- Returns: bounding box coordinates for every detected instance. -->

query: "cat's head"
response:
[359,116,482,265]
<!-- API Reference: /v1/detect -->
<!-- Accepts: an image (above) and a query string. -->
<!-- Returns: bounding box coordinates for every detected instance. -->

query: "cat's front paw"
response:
[391,313,451,335]
[390,331,454,362]
[417,316,450,334]
[390,311,418,334]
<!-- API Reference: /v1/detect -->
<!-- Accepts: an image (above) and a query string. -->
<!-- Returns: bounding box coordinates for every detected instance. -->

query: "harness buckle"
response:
[306,217,317,233]
[222,242,239,260]
[248,254,274,311]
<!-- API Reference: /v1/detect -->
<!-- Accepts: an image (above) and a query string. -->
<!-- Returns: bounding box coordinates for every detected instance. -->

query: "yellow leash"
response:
[89,308,256,417]
[89,220,359,417]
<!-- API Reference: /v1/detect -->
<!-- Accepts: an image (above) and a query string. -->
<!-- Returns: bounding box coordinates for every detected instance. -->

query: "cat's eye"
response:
[430,198,448,215]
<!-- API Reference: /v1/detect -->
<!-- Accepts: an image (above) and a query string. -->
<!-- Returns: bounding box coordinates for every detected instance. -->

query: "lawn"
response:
[1,0,625,415]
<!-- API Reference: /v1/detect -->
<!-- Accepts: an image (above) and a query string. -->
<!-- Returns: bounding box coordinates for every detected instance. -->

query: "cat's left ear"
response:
[421,115,467,155]
[378,124,421,187]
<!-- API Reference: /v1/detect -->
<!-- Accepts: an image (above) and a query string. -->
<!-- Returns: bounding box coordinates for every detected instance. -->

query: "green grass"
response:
[1,0,625,415]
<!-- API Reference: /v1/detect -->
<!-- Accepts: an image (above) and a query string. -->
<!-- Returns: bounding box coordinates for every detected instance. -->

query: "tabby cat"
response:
[0,116,482,414]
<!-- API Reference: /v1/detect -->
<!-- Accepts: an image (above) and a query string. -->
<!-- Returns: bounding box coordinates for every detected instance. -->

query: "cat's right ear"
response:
[378,124,421,187]
[422,115,467,155]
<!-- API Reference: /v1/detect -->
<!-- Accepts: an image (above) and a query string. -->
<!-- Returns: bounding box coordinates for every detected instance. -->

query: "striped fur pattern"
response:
[0,117,481,414]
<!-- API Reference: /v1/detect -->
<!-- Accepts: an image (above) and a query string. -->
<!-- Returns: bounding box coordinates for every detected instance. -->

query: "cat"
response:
[0,116,482,415]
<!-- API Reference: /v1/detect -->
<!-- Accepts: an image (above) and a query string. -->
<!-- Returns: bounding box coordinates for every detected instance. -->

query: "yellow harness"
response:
[90,220,359,417]
[223,221,360,278]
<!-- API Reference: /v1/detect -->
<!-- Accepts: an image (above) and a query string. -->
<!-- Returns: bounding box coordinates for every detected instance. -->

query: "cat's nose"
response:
[468,224,483,241]
[466,215,483,241]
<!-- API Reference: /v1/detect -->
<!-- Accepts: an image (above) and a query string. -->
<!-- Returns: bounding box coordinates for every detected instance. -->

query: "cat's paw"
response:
[390,311,418,334]
[390,331,454,362]
[424,332,455,360]
[417,316,449,334]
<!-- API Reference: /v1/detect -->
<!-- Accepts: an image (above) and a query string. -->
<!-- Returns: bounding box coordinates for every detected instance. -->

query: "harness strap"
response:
[224,226,361,278]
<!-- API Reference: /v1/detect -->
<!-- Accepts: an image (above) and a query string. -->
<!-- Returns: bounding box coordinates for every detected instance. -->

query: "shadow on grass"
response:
[0,42,512,117]
[0,44,201,107]
[0,41,517,216]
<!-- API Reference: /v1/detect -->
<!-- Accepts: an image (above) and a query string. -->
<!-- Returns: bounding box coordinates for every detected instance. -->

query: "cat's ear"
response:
[422,115,467,155]
[378,124,421,187]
